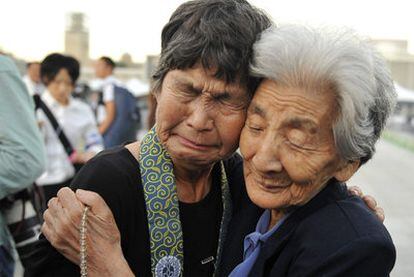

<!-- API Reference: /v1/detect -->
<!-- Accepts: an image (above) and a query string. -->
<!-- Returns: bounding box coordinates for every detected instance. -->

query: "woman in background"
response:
[36,53,103,202]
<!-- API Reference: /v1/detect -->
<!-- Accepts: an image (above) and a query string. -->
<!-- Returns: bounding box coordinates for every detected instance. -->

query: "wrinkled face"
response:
[240,79,350,210]
[94,59,112,79]
[28,63,41,83]
[47,69,74,104]
[156,65,250,169]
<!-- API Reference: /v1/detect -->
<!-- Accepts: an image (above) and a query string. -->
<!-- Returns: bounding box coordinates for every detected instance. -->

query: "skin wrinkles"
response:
[257,84,329,120]
[240,79,359,228]
[155,65,248,171]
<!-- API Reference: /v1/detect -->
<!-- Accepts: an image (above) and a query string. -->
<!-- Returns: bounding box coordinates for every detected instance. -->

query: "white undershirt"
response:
[36,90,104,186]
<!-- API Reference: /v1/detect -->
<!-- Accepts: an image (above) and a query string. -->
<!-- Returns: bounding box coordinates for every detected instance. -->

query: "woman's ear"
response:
[334,160,360,182]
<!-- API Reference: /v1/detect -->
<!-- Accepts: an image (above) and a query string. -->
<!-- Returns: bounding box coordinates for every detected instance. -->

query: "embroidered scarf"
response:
[139,127,232,277]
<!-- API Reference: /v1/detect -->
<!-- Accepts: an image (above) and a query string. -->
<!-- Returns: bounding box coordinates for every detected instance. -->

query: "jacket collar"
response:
[249,179,348,276]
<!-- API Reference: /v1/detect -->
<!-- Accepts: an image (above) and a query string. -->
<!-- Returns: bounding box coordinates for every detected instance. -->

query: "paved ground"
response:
[348,139,414,277]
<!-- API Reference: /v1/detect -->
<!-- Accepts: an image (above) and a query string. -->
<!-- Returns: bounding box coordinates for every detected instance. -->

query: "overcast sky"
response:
[1,0,413,62]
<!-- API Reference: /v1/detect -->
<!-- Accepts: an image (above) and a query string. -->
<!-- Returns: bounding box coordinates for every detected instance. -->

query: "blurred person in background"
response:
[94,56,141,148]
[36,53,103,202]
[22,62,45,96]
[94,57,119,138]
[0,54,45,277]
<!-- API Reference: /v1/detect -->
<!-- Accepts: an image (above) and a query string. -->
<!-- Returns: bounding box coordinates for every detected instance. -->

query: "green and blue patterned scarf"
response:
[139,127,232,277]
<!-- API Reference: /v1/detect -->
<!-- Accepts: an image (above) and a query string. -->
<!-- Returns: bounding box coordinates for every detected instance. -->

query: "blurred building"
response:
[119,53,134,67]
[80,63,146,83]
[373,39,414,90]
[65,13,90,66]
[145,55,159,81]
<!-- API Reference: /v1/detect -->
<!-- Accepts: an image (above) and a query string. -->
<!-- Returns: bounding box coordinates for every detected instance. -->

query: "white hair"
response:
[251,24,397,164]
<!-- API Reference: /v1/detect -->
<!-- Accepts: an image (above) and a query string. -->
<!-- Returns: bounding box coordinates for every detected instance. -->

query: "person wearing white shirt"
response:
[94,57,120,137]
[22,62,45,96]
[36,53,104,201]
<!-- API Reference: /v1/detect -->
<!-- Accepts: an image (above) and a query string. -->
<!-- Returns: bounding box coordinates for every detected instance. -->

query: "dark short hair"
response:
[152,0,271,95]
[99,56,116,70]
[40,53,80,85]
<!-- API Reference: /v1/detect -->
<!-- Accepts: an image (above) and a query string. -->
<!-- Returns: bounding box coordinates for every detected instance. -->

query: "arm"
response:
[298,235,396,276]
[98,84,116,135]
[348,186,385,222]
[26,156,133,276]
[47,188,134,277]
[72,107,104,164]
[98,101,116,134]
[0,57,45,198]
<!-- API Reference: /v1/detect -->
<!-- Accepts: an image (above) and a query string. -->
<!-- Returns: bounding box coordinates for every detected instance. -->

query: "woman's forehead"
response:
[166,67,247,94]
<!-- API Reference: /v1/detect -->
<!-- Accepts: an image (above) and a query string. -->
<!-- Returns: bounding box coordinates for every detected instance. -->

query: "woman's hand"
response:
[348,186,385,222]
[41,187,134,277]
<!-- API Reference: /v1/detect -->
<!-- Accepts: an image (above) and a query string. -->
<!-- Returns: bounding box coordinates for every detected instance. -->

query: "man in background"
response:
[94,57,119,135]
[94,56,139,147]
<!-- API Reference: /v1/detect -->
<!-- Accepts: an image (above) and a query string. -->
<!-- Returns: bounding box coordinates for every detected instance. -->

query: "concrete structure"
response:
[79,63,146,83]
[373,39,414,91]
[65,13,89,66]
[145,55,159,81]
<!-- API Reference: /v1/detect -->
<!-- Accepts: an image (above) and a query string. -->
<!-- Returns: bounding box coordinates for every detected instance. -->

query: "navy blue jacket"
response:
[219,180,396,277]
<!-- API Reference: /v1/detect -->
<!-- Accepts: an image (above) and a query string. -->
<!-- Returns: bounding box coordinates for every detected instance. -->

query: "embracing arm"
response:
[289,234,396,277]
[43,188,134,277]
[26,156,134,276]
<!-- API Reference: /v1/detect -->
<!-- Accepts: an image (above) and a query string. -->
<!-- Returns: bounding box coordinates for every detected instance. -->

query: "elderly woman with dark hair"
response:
[27,1,271,276]
[29,2,386,277]
[220,25,396,276]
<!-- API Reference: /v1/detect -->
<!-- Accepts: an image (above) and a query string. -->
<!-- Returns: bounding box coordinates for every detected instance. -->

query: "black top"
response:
[26,146,261,277]
[219,180,396,277]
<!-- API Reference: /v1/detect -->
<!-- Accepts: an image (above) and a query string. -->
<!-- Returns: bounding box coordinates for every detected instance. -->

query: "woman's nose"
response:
[252,137,283,175]
[186,98,214,132]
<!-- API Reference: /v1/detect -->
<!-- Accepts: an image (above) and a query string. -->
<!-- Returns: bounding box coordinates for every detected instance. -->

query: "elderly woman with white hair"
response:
[220,25,397,276]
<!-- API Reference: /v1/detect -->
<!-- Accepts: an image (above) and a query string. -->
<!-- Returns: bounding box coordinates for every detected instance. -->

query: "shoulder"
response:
[71,146,141,196]
[296,194,392,243]
[288,193,395,273]
[0,55,19,73]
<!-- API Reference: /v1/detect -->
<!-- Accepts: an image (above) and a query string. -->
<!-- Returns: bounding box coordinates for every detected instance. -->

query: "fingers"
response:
[46,197,60,225]
[41,221,80,265]
[362,195,377,210]
[41,221,56,246]
[75,189,112,218]
[375,207,385,223]
[348,186,363,197]
[44,195,80,243]
[57,187,84,224]
[57,187,83,211]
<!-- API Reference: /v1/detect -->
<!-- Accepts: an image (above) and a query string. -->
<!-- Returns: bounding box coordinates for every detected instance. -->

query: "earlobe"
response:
[334,160,360,182]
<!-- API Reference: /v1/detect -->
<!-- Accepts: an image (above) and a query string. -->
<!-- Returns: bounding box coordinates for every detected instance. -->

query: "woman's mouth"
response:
[177,135,216,151]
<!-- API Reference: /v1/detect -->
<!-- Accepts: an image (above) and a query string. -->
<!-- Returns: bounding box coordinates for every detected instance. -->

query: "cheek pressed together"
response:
[240,79,351,214]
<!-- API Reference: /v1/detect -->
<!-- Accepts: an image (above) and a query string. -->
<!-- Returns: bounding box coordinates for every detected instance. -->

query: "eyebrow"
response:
[173,77,202,94]
[248,103,266,118]
[174,77,236,97]
[288,117,318,133]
